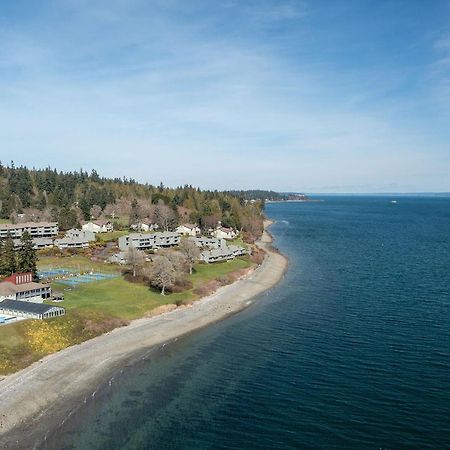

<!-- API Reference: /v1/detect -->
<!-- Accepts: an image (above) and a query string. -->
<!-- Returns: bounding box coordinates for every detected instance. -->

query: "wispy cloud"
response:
[0,0,449,192]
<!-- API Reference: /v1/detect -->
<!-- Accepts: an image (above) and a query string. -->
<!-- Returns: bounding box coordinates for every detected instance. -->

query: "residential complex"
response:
[13,237,54,250]
[0,221,58,239]
[119,232,180,251]
[189,236,226,249]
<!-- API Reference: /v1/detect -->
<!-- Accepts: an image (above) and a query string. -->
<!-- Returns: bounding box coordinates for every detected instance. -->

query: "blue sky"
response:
[1,0,449,192]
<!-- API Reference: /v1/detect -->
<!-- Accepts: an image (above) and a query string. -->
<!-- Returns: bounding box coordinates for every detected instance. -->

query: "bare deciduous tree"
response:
[149,255,176,295]
[90,204,102,219]
[179,239,200,274]
[154,203,176,231]
[125,246,146,277]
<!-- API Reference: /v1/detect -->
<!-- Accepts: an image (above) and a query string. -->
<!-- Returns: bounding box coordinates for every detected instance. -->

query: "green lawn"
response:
[0,218,11,224]
[38,255,120,274]
[191,257,250,287]
[228,236,248,248]
[0,255,253,374]
[96,230,129,243]
[52,278,190,320]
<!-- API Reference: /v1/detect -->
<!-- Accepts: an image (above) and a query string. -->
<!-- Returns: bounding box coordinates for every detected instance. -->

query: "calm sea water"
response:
[46,197,450,449]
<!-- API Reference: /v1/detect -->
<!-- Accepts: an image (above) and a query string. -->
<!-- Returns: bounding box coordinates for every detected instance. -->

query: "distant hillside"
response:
[225,190,308,202]
[0,162,264,240]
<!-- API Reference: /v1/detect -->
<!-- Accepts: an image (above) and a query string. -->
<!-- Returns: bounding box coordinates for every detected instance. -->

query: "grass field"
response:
[0,218,11,224]
[96,230,129,243]
[38,255,120,274]
[0,256,252,374]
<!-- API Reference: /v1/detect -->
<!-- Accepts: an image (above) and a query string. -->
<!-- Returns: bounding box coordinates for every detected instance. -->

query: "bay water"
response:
[45,196,450,449]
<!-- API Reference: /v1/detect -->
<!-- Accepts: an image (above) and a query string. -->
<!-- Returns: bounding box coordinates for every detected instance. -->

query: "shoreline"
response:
[0,220,288,448]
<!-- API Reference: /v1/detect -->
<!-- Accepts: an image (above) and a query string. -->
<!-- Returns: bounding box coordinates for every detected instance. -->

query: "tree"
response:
[154,203,176,231]
[125,246,145,277]
[57,207,79,230]
[17,231,38,279]
[129,199,142,227]
[179,239,200,274]
[90,204,102,219]
[149,255,175,295]
[0,233,16,276]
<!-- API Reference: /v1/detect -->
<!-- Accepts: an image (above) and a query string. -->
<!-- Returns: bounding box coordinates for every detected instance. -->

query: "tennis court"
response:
[57,273,118,286]
[38,268,75,279]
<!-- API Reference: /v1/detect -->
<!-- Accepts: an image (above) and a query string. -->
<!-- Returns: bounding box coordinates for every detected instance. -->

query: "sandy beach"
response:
[0,221,287,448]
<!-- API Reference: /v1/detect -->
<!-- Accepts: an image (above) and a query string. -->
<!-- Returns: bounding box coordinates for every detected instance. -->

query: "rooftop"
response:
[0,281,50,297]
[0,299,62,315]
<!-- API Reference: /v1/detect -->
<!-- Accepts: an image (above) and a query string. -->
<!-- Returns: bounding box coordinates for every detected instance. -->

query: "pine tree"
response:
[17,231,37,278]
[1,233,17,276]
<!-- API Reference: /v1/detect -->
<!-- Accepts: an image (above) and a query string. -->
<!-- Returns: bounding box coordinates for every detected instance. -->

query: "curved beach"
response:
[0,221,287,447]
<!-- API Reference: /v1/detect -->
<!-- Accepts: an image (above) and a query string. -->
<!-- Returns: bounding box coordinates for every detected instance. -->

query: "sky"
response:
[1,0,450,193]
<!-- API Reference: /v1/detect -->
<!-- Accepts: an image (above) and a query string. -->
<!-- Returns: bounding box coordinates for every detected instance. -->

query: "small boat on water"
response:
[391,200,397,204]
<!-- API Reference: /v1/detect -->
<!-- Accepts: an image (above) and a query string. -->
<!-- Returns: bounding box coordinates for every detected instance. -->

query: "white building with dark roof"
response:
[0,299,65,320]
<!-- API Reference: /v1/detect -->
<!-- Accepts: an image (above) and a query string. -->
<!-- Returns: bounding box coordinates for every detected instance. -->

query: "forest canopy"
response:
[0,162,266,240]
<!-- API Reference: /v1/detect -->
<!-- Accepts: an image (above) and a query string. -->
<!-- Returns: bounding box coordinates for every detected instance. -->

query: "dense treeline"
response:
[0,162,264,240]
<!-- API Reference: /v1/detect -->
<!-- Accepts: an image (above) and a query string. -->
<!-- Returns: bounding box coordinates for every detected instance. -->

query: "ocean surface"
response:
[46,196,450,449]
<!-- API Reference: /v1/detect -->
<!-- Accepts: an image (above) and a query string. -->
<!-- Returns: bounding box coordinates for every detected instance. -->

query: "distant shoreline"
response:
[266,199,324,203]
[0,220,288,449]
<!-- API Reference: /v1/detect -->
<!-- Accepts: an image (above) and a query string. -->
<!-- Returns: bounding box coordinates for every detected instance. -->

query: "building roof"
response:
[0,221,57,230]
[158,231,179,237]
[85,219,110,226]
[0,281,50,297]
[0,299,63,315]
[13,237,53,246]
[125,233,157,240]
[217,226,234,233]
[178,223,198,229]
[55,236,90,245]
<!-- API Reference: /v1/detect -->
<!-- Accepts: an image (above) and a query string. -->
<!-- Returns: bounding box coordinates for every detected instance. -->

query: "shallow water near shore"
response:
[43,196,450,449]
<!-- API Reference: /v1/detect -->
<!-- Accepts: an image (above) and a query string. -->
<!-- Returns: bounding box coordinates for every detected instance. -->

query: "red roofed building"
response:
[0,272,51,303]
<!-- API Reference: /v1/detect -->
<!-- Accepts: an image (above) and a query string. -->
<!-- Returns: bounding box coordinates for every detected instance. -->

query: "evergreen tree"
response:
[17,231,38,278]
[1,233,17,276]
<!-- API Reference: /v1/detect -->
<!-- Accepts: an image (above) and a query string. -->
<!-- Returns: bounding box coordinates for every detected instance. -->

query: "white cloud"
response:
[0,0,449,192]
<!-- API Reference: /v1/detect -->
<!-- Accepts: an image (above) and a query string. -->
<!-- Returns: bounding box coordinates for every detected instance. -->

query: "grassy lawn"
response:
[0,256,253,375]
[191,257,250,287]
[0,218,11,224]
[228,236,248,248]
[38,255,120,274]
[96,230,129,243]
[52,278,190,320]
